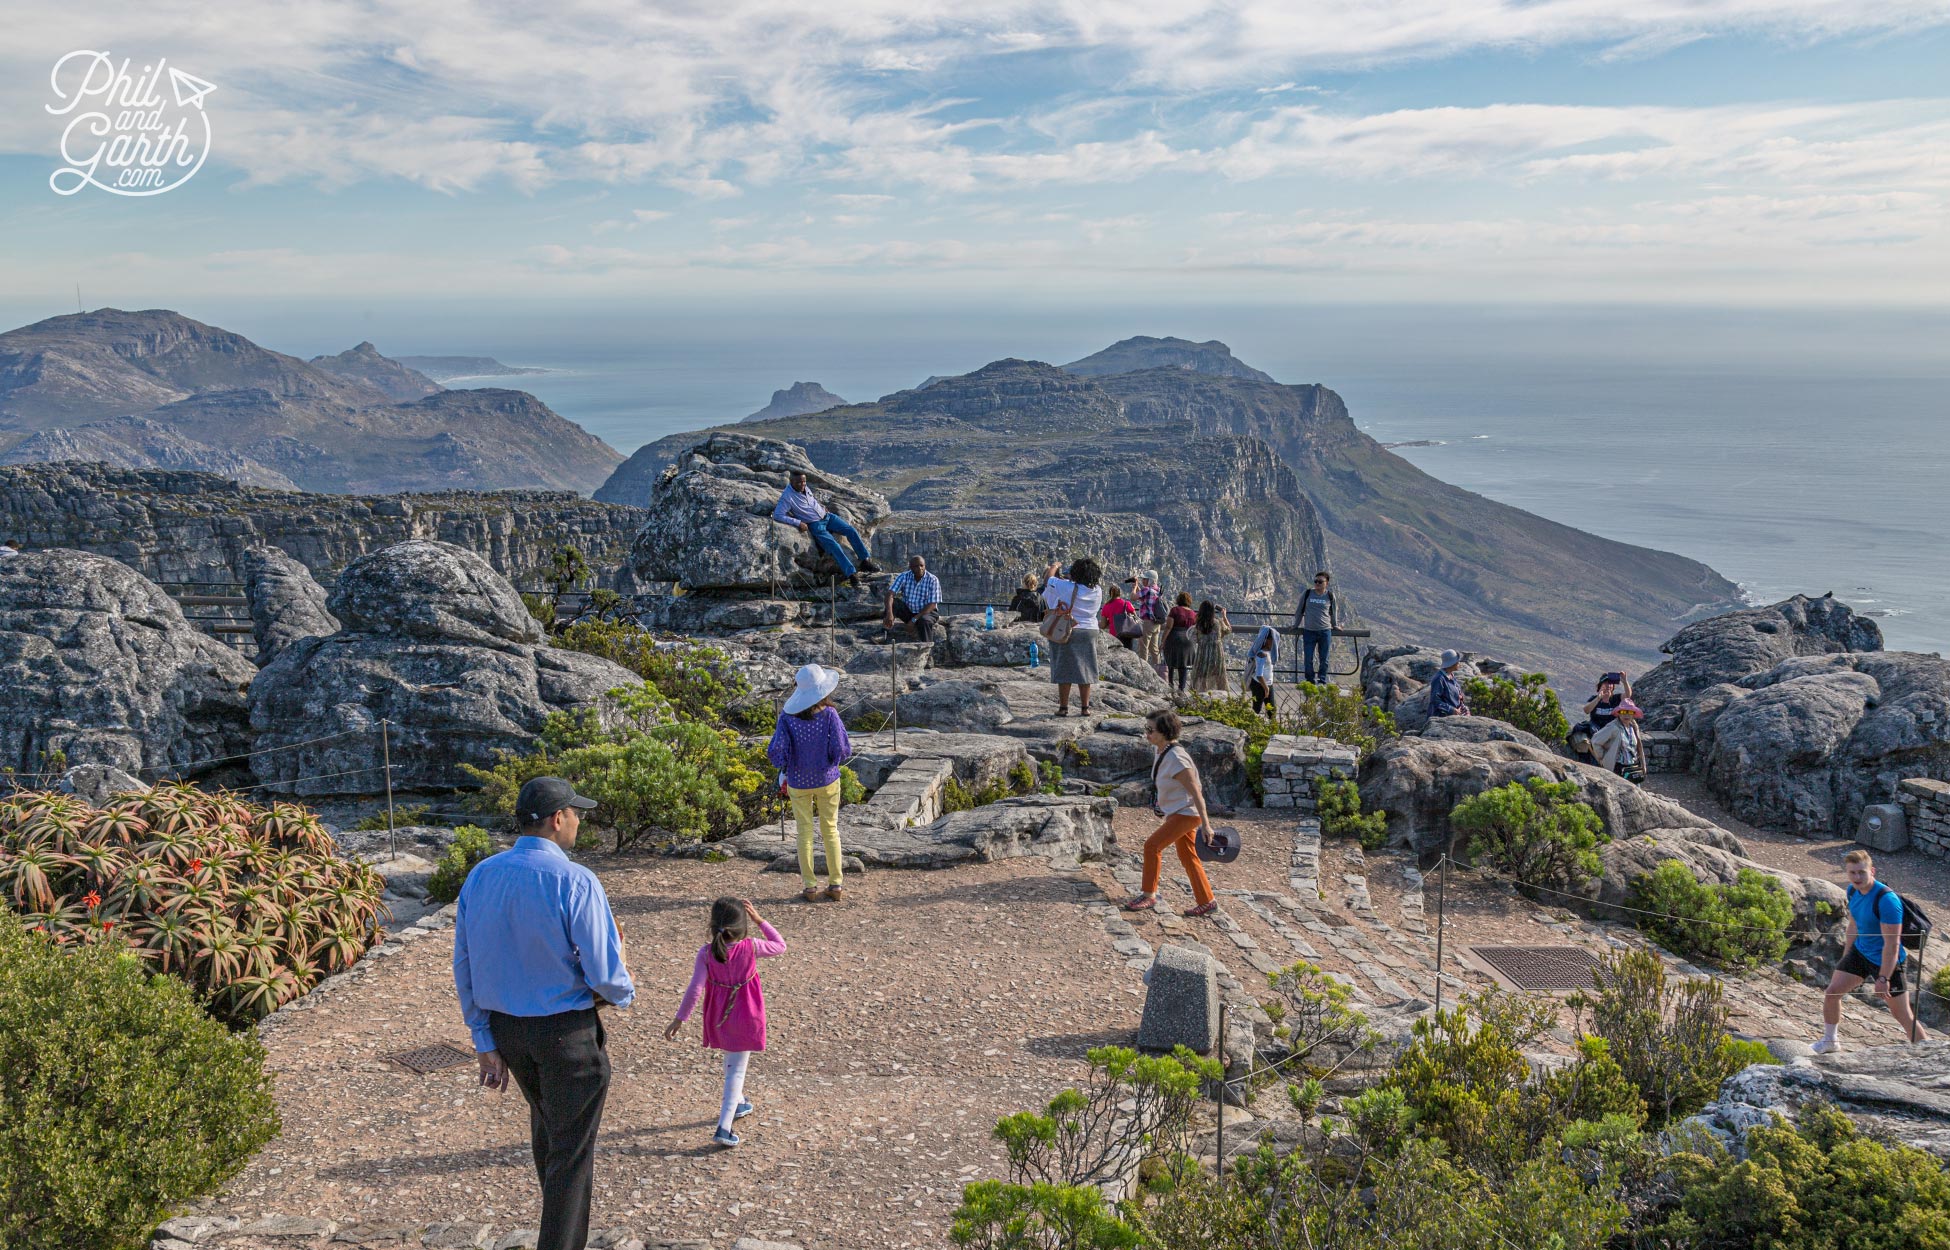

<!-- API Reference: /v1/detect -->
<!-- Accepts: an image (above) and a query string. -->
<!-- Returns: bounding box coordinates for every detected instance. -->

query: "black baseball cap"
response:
[517,776,597,825]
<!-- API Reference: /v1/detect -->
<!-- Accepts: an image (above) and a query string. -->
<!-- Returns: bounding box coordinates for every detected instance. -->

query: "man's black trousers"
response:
[489,1008,611,1250]
[893,600,936,640]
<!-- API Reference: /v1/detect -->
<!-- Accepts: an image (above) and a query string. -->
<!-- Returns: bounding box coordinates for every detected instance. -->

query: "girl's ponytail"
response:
[707,896,748,963]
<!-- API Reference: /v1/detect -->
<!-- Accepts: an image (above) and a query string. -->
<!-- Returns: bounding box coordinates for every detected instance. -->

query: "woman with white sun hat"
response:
[766,663,854,902]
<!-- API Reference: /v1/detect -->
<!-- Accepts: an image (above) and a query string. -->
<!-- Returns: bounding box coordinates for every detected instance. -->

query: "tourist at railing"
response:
[1008,573,1044,623]
[883,555,943,641]
[453,776,633,1250]
[1120,709,1219,918]
[771,469,880,585]
[1817,850,1930,1051]
[1100,584,1142,650]
[1162,591,1197,692]
[1247,624,1280,715]
[1429,649,1470,717]
[767,664,852,904]
[665,897,789,1149]
[1132,570,1166,664]
[1040,557,1104,716]
[1189,599,1232,693]
[1293,570,1339,684]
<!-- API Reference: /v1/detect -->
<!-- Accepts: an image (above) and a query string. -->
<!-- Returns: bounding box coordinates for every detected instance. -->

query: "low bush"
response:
[553,623,773,731]
[840,765,867,806]
[349,802,432,831]
[1313,777,1388,849]
[1187,688,1396,800]
[520,592,556,631]
[1265,959,1372,1058]
[1449,777,1607,892]
[0,911,281,1250]
[1462,671,1570,743]
[1629,860,1793,968]
[426,825,498,904]
[1568,947,1773,1125]
[0,785,386,1024]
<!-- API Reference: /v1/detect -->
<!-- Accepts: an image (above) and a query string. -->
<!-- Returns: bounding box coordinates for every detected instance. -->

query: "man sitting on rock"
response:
[1429,650,1470,718]
[884,555,944,641]
[771,469,880,586]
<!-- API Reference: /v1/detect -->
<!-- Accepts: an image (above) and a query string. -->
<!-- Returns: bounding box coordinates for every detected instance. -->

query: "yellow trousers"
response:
[790,779,844,888]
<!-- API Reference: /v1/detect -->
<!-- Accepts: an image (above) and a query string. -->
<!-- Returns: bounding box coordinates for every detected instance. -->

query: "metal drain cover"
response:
[1470,945,1601,991]
[387,1042,476,1075]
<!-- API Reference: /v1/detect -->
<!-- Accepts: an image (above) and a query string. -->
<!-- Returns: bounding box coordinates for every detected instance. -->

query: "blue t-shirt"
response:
[1847,883,1906,965]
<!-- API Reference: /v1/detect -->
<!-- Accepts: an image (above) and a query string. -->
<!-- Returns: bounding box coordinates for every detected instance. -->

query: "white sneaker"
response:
[1811,1036,1842,1055]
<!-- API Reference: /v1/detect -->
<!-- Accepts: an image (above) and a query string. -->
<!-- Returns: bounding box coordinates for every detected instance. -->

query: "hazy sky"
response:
[5,1,1950,315]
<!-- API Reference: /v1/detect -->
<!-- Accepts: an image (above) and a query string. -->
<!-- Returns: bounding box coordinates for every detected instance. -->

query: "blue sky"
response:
[4,1,1949,318]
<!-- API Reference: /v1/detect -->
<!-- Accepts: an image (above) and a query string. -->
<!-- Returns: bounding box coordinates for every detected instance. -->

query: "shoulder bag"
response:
[1040,591,1077,646]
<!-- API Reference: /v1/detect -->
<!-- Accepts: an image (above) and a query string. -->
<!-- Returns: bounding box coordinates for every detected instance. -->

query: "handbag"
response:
[1040,595,1076,646]
[1113,609,1144,642]
[1196,823,1242,864]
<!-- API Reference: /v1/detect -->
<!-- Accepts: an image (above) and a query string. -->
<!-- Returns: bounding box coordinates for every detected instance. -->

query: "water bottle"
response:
[985,605,995,630]
[1030,641,1040,668]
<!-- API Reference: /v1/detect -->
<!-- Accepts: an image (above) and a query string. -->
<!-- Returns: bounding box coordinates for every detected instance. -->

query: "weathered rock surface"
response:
[1063,716,1251,807]
[1685,1044,1950,1160]
[0,549,254,777]
[59,763,148,804]
[628,432,890,592]
[0,414,299,488]
[725,794,1115,869]
[0,462,644,594]
[1417,714,1551,752]
[1636,593,1884,729]
[248,542,640,795]
[239,545,338,662]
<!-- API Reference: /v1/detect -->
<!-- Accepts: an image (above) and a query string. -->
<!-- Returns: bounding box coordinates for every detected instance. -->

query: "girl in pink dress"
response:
[664,896,787,1148]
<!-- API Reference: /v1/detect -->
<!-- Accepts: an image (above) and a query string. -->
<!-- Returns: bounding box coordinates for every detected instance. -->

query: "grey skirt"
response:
[1051,633,1100,685]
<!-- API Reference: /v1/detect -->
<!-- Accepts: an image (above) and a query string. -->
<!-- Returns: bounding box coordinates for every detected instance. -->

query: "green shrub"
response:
[585,587,622,620]
[1266,959,1371,1057]
[426,824,498,904]
[1462,671,1570,743]
[1187,688,1395,801]
[552,624,772,730]
[1313,776,1388,849]
[1568,947,1770,1125]
[1450,777,1607,892]
[840,765,867,806]
[1037,760,1064,793]
[1629,860,1793,968]
[0,785,385,1025]
[850,709,891,733]
[1658,1102,1950,1249]
[1287,1076,1325,1115]
[0,912,281,1250]
[1933,962,1950,1006]
[520,592,556,631]
[349,802,432,831]
[942,777,975,814]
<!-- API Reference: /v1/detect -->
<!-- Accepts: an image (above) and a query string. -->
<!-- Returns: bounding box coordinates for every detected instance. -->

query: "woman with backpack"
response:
[1040,557,1104,716]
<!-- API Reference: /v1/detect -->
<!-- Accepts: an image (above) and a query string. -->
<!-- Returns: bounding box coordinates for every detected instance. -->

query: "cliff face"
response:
[0,463,645,592]
[0,310,621,495]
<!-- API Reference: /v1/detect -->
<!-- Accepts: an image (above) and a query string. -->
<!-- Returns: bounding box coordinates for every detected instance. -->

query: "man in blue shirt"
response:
[1428,650,1470,719]
[772,469,879,585]
[1815,848,1927,1052]
[454,777,635,1250]
[883,554,944,641]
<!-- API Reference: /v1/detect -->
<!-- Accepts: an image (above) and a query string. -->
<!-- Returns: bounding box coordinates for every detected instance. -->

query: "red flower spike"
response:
[82,889,102,909]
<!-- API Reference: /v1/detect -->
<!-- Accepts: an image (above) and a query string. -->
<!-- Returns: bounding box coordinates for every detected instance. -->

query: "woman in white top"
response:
[1040,557,1105,716]
[1121,709,1218,917]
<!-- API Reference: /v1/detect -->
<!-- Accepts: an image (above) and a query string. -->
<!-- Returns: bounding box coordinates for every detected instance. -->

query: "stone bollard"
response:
[1137,944,1220,1053]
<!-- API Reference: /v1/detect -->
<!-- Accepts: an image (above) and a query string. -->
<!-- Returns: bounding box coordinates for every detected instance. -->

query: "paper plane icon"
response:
[168,67,217,110]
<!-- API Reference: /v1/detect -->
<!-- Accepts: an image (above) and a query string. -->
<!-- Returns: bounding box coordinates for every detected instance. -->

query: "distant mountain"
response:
[309,342,443,401]
[0,310,620,495]
[599,340,1740,678]
[1062,336,1275,384]
[741,381,848,423]
[397,355,547,381]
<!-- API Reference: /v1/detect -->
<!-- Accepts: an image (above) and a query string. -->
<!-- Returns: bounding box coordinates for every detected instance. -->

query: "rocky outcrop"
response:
[628,432,890,592]
[308,343,443,402]
[0,309,620,494]
[1359,645,1524,732]
[247,542,641,795]
[742,382,847,424]
[1636,594,1884,728]
[0,462,644,594]
[0,549,254,778]
[1687,1045,1950,1160]
[0,415,299,489]
[1061,336,1275,384]
[239,546,338,663]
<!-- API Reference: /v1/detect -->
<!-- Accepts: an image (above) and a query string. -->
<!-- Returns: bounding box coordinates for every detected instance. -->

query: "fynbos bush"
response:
[1629,860,1793,968]
[1450,777,1607,892]
[1462,671,1570,743]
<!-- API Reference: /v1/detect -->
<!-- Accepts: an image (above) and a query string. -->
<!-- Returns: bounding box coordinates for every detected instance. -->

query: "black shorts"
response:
[1838,946,1907,993]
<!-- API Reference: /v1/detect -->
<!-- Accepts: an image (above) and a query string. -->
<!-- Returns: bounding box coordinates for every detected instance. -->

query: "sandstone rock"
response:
[0,548,255,777]
[243,1215,338,1239]
[1417,715,1551,752]
[60,763,149,804]
[726,793,1113,869]
[1684,1043,1950,1160]
[1361,645,1491,732]
[1596,827,1840,938]
[1636,593,1883,729]
[628,432,889,592]
[935,617,1045,668]
[490,1233,538,1250]
[156,1216,239,1243]
[151,1239,195,1250]
[730,1239,805,1250]
[240,544,339,663]
[248,542,641,795]
[422,1223,492,1249]
[1138,944,1221,1053]
[1062,716,1250,806]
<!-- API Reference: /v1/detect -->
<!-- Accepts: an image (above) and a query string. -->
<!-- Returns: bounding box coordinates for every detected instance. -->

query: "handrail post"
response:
[380,718,396,859]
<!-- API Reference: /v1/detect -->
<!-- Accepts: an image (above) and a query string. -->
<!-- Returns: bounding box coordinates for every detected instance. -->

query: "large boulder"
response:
[1635,593,1882,729]
[1358,733,1719,858]
[1690,651,1950,835]
[1063,716,1251,806]
[629,433,890,592]
[724,794,1115,869]
[248,541,641,795]
[1359,645,1507,732]
[1684,1043,1950,1161]
[0,549,254,777]
[238,545,338,663]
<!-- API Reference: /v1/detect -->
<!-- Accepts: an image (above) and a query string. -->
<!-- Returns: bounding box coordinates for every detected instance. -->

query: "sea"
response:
[261,301,1950,656]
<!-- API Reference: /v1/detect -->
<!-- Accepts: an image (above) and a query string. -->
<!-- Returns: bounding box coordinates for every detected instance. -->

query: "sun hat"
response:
[1438,649,1462,670]
[1615,698,1643,719]
[1144,569,1158,582]
[783,663,841,715]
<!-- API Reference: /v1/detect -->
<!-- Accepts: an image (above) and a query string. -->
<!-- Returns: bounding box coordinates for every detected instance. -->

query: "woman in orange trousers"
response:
[1120,709,1218,918]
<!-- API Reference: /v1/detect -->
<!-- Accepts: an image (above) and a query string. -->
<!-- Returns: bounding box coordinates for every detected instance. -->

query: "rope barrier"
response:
[138,726,373,779]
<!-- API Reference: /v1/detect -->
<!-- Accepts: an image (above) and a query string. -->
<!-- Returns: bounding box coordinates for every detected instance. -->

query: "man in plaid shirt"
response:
[1133,570,1165,664]
[883,555,944,641]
